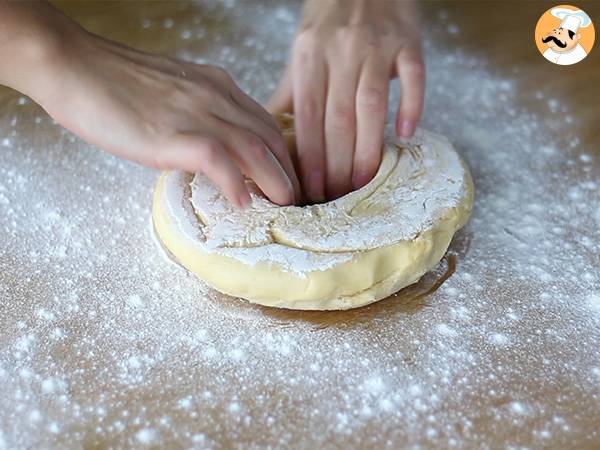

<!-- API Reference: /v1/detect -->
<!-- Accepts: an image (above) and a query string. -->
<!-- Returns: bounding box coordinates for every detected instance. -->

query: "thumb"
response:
[266,64,293,114]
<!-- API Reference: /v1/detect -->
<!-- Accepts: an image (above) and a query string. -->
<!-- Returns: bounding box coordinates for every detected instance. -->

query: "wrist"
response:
[0,4,85,104]
[300,0,417,28]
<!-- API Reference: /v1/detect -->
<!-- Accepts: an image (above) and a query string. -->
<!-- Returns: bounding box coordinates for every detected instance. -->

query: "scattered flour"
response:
[586,293,600,312]
[509,402,528,416]
[489,333,510,346]
[135,428,159,445]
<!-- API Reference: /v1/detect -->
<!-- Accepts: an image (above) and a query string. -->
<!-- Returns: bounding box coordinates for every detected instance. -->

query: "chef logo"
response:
[535,5,595,65]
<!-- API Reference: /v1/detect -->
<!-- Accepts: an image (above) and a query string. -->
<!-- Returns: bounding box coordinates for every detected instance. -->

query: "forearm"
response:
[0,2,77,102]
[269,0,424,200]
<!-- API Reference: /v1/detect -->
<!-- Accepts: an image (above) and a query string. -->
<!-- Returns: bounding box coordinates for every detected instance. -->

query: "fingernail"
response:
[275,176,295,206]
[238,190,252,209]
[284,175,296,205]
[352,170,372,190]
[266,148,295,205]
[306,170,325,203]
[400,119,415,138]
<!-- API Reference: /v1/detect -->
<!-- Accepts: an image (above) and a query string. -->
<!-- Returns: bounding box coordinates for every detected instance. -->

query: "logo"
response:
[535,5,595,65]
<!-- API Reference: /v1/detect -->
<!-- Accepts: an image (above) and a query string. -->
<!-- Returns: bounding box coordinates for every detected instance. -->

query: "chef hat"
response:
[551,7,592,33]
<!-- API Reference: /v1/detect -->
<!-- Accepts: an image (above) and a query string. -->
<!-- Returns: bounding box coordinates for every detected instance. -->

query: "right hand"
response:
[31,21,301,208]
[267,0,424,203]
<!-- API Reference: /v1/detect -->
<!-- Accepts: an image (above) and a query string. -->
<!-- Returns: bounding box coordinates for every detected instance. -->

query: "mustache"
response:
[542,35,567,48]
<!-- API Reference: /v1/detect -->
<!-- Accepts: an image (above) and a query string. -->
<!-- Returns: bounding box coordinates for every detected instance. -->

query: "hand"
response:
[2,5,301,208]
[268,0,424,203]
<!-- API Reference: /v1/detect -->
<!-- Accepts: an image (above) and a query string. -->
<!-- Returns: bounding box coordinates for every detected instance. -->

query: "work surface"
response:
[1,1,599,448]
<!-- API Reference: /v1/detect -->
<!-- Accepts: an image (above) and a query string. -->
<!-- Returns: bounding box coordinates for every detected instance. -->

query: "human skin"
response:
[0,1,424,208]
[268,0,424,202]
[0,2,300,208]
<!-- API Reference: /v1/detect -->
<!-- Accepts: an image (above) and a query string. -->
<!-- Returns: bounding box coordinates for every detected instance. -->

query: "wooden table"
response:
[420,1,600,148]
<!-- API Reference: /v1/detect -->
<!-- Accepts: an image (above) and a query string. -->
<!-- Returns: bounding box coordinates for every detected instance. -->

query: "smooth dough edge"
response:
[151,164,474,310]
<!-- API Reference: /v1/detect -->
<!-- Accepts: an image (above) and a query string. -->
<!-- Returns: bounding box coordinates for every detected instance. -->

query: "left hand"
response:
[268,0,424,203]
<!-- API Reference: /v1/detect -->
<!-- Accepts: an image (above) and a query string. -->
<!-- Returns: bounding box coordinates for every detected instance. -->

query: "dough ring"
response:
[152,115,474,310]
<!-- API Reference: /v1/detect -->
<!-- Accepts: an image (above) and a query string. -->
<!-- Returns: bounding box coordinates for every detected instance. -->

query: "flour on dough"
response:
[152,118,474,310]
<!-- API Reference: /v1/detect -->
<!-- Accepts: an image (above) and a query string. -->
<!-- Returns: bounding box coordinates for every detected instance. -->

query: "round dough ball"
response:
[152,116,474,310]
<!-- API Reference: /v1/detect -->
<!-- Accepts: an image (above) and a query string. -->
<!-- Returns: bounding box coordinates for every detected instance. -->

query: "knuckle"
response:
[345,32,364,50]
[191,84,213,105]
[330,102,355,131]
[243,135,268,161]
[207,65,231,81]
[294,30,318,52]
[199,139,222,167]
[336,26,357,41]
[265,115,282,131]
[357,87,386,112]
[264,131,285,153]
[404,58,425,79]
[338,26,376,51]
[197,82,222,103]
[294,31,322,65]
[173,90,202,114]
[297,99,320,124]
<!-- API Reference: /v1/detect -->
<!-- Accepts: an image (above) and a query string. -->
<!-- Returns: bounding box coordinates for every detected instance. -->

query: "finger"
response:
[161,134,251,209]
[395,47,425,138]
[266,64,293,114]
[324,64,360,199]
[206,66,285,138]
[353,58,389,190]
[228,87,302,203]
[229,84,281,133]
[215,118,295,206]
[292,42,327,204]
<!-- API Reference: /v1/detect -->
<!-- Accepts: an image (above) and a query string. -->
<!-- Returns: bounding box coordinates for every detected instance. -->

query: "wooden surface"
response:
[3,1,598,145]
[420,1,600,149]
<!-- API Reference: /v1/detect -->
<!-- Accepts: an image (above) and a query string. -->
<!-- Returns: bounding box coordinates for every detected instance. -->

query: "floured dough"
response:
[152,116,474,310]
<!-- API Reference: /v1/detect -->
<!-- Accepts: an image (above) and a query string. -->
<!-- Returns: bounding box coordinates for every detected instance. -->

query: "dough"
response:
[152,116,474,310]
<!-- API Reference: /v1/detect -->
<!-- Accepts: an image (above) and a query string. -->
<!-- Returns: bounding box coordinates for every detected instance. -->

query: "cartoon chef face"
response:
[542,27,581,52]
